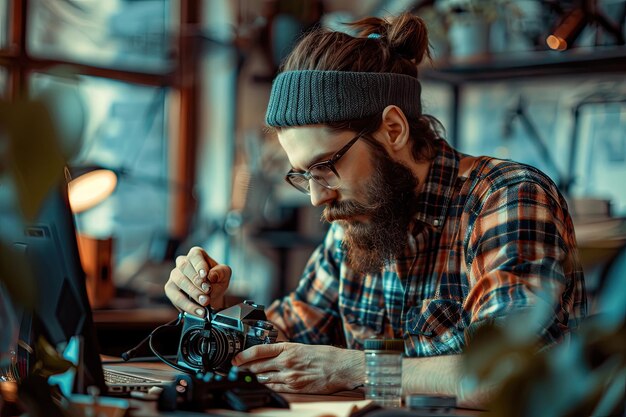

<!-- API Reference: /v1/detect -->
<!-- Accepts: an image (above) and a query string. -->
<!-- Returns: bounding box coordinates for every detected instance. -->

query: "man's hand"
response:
[164,246,231,317]
[232,343,364,394]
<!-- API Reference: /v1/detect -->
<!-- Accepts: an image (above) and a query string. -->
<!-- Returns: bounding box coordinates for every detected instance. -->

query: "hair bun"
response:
[348,13,431,66]
[386,14,431,65]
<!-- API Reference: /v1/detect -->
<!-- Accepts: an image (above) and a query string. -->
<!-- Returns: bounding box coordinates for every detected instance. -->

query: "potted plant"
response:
[436,0,518,59]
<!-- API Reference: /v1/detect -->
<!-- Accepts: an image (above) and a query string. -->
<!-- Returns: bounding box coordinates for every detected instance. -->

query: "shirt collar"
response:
[412,139,460,229]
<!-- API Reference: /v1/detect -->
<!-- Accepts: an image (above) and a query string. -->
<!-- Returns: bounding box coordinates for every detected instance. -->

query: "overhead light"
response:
[546,8,587,51]
[67,168,117,213]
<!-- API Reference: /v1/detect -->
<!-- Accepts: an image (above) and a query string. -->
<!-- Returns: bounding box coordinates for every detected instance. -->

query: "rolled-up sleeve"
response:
[463,178,585,347]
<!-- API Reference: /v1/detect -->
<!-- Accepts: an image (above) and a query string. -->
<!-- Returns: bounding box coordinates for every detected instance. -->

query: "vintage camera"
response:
[176,300,278,373]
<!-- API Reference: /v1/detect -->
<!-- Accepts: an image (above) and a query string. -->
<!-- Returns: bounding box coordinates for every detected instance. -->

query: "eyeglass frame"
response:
[285,132,364,195]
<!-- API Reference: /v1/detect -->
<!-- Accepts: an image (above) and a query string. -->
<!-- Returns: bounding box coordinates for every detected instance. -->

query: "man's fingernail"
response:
[199,269,207,278]
[201,282,209,292]
[257,375,269,382]
[195,308,205,317]
[199,295,208,304]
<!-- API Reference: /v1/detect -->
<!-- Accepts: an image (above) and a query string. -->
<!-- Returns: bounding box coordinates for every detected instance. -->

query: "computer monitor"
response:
[1,176,106,393]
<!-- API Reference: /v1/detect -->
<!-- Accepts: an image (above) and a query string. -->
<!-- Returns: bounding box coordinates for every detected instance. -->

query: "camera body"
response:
[177,300,278,373]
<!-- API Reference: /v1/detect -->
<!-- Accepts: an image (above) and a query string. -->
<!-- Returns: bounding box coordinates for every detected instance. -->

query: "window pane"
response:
[0,0,7,49]
[27,0,173,73]
[571,102,626,215]
[30,73,172,287]
[0,67,6,98]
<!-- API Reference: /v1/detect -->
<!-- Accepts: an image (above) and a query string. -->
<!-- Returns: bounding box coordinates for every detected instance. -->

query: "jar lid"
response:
[406,394,456,409]
[363,338,405,351]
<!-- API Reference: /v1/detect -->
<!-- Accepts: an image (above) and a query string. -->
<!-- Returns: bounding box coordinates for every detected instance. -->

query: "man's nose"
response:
[309,180,336,207]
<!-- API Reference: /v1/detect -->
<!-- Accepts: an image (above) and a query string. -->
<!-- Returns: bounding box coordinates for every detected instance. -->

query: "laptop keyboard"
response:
[103,368,161,385]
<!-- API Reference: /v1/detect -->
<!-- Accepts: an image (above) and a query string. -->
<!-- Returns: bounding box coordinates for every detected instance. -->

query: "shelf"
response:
[93,306,179,328]
[420,47,626,83]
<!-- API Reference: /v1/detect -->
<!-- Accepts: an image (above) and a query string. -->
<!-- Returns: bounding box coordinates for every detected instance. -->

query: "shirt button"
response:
[433,219,440,227]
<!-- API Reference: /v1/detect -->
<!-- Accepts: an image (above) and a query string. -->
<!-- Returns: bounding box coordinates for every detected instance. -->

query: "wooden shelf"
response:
[420,47,626,83]
[93,306,179,328]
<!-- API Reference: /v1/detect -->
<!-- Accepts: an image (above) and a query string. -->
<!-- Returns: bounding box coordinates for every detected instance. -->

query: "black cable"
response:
[148,327,189,373]
[122,307,217,374]
[120,315,181,362]
[123,310,196,373]
[102,355,177,364]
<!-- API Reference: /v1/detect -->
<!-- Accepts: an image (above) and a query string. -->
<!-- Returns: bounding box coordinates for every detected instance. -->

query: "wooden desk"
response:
[107,362,481,417]
[127,392,482,417]
[86,359,481,417]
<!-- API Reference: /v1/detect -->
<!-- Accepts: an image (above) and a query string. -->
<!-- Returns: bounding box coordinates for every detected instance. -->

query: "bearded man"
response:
[164,13,586,406]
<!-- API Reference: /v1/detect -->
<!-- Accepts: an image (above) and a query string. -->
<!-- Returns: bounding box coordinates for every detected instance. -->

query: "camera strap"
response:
[201,306,214,372]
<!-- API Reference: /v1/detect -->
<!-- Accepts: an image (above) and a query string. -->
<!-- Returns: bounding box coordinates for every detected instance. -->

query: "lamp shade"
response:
[67,168,117,213]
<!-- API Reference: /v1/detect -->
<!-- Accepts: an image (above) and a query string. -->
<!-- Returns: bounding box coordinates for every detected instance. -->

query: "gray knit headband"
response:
[265,70,422,127]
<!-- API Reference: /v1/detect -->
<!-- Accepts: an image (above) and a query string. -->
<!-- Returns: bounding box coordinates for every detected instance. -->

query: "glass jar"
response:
[0,283,18,382]
[364,338,404,408]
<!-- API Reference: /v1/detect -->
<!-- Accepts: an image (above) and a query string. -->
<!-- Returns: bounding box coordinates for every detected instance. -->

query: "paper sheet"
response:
[250,399,374,417]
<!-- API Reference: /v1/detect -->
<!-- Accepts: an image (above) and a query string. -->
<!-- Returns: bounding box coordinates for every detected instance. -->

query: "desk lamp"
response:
[67,167,117,213]
[66,166,118,308]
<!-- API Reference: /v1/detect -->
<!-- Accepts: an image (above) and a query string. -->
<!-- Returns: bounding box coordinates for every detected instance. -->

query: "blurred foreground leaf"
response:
[32,336,74,379]
[464,315,626,416]
[0,99,65,222]
[0,242,36,308]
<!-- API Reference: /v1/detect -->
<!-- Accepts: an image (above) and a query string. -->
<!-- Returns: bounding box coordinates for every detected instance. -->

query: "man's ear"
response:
[379,105,410,152]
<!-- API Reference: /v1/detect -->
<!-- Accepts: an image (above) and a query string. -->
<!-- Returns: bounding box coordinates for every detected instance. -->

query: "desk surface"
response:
[128,393,481,417]
[107,361,482,417]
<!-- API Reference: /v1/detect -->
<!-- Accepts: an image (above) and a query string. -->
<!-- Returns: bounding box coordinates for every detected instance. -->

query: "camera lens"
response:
[181,326,243,372]
[183,330,209,366]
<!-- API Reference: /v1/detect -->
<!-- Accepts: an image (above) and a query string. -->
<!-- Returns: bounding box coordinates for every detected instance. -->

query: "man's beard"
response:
[323,147,420,274]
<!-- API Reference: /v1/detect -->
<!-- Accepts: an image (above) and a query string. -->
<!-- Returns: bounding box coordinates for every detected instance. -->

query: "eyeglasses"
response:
[285,133,363,195]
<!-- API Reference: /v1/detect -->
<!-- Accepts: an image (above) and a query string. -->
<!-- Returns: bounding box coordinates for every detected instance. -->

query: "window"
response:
[0,0,8,49]
[30,73,172,279]
[2,0,202,296]
[0,68,6,98]
[27,0,173,73]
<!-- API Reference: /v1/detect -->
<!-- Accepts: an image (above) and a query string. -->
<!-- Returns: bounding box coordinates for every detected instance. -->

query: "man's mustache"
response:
[323,200,378,222]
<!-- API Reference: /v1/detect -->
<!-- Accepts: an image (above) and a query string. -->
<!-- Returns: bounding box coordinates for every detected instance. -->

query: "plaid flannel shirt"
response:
[267,139,587,356]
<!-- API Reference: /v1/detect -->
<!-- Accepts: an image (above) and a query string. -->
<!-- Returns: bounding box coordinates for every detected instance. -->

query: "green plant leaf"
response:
[0,99,66,222]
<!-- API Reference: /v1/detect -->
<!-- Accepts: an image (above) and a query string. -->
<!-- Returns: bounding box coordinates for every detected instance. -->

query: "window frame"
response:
[0,0,200,239]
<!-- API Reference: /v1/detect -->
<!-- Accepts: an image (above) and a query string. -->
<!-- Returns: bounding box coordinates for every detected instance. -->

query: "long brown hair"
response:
[280,13,444,161]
